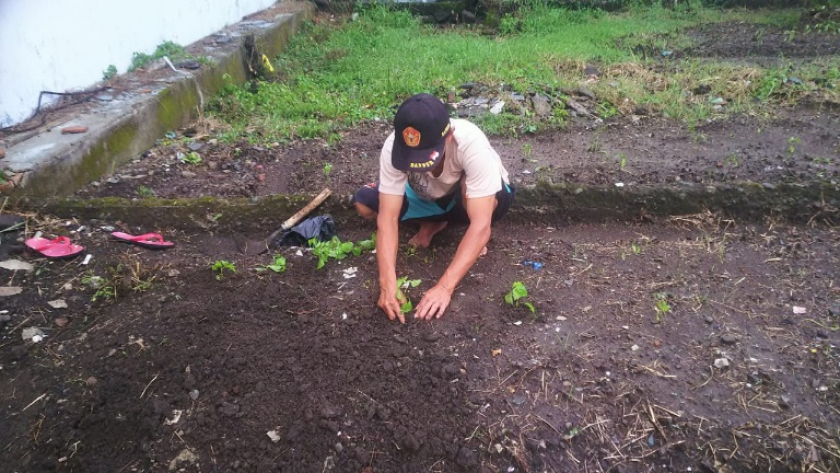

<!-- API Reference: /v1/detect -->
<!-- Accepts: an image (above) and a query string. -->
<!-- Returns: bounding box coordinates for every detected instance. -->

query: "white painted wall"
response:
[0,0,280,127]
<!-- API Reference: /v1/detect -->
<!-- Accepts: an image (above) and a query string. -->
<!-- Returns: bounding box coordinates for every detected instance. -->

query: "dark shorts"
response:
[353,180,515,224]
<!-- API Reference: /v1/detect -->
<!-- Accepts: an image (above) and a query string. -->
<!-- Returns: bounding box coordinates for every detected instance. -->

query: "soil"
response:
[2,16,840,473]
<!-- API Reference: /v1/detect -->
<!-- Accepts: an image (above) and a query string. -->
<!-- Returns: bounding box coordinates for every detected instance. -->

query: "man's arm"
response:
[415,195,495,320]
[377,193,405,322]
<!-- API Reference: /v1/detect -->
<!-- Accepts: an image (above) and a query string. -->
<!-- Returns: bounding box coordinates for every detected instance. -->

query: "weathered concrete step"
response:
[36,181,840,232]
[0,2,314,199]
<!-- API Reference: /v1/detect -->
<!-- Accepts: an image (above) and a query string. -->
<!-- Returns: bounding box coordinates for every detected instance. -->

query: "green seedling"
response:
[137,186,157,198]
[212,260,236,280]
[787,136,800,155]
[309,234,375,269]
[396,276,422,314]
[323,163,333,179]
[504,281,535,313]
[653,292,671,324]
[82,274,116,302]
[522,143,533,158]
[256,255,287,273]
[102,64,118,81]
[183,151,202,165]
[618,153,627,171]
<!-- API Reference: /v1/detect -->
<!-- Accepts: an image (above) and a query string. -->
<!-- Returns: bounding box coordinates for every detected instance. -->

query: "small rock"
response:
[187,142,204,152]
[0,287,23,297]
[175,59,201,70]
[779,395,791,408]
[189,389,200,400]
[511,394,526,405]
[0,259,34,272]
[714,358,730,369]
[0,313,11,323]
[85,376,98,387]
[828,305,840,317]
[720,334,738,345]
[817,330,828,339]
[181,171,197,178]
[490,101,505,115]
[704,315,714,324]
[576,87,596,101]
[335,442,344,453]
[48,299,68,309]
[61,126,88,134]
[531,94,552,116]
[762,182,776,190]
[55,316,69,327]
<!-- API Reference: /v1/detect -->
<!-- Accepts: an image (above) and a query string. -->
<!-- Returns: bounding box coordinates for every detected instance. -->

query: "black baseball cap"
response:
[392,93,451,172]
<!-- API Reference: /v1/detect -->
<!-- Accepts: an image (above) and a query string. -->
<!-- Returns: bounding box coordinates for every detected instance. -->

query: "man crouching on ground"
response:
[353,93,514,323]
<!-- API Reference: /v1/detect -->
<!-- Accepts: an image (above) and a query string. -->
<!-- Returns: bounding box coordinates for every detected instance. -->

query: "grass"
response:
[209,2,837,144]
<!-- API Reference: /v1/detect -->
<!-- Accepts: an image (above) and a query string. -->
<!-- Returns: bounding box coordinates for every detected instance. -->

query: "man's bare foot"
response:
[408,221,448,248]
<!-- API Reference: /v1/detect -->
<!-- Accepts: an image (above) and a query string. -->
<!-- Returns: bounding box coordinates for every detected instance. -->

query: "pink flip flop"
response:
[111,232,174,250]
[25,236,85,259]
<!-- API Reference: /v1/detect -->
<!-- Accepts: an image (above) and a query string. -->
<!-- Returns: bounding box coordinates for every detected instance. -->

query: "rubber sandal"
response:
[25,236,85,259]
[111,232,174,250]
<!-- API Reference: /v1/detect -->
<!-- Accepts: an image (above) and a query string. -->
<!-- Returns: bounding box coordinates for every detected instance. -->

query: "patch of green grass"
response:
[209,4,837,143]
[128,40,203,72]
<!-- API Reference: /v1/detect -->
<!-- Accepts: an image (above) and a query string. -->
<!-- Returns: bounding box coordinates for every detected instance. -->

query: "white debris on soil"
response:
[714,358,730,369]
[0,287,23,297]
[793,306,807,314]
[165,410,183,425]
[168,449,198,471]
[267,429,282,443]
[0,259,34,272]
[22,327,45,342]
[48,299,68,309]
[81,254,93,265]
[342,267,358,279]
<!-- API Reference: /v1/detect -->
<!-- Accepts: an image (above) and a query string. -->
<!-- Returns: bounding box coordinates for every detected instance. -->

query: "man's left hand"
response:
[415,284,453,321]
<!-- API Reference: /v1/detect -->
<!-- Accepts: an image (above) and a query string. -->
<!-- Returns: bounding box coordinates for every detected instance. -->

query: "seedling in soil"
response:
[212,260,236,280]
[82,274,116,302]
[618,153,627,171]
[137,186,157,198]
[309,234,375,269]
[653,292,671,324]
[256,255,287,273]
[396,276,422,314]
[787,136,800,155]
[504,281,535,314]
[182,151,202,165]
[323,162,333,179]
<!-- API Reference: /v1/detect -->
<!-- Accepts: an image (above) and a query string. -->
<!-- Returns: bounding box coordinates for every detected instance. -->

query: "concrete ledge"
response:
[36,181,840,231]
[0,1,315,198]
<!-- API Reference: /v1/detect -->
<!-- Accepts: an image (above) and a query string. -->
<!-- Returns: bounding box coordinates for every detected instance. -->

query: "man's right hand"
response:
[378,284,405,323]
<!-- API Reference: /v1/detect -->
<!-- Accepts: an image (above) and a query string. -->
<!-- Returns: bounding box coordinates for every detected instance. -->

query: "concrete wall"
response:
[0,0,279,127]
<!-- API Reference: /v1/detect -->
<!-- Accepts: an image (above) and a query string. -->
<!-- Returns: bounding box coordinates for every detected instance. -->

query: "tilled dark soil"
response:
[1,214,839,473]
[2,15,840,473]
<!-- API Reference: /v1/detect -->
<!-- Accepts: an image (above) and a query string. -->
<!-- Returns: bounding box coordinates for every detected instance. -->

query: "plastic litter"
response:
[523,260,543,270]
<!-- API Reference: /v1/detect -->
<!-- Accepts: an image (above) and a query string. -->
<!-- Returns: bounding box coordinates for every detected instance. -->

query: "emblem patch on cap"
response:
[402,127,421,148]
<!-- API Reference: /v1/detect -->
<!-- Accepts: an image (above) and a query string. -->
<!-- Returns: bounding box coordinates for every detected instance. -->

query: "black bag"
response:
[273,215,336,248]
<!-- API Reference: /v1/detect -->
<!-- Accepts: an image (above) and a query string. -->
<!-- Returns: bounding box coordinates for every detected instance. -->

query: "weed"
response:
[787,136,801,155]
[618,153,627,171]
[82,275,115,302]
[182,152,202,165]
[212,260,236,280]
[256,255,287,273]
[129,40,186,72]
[323,162,333,179]
[102,65,118,81]
[504,281,535,313]
[653,292,671,324]
[522,143,533,157]
[396,276,422,314]
[137,186,157,198]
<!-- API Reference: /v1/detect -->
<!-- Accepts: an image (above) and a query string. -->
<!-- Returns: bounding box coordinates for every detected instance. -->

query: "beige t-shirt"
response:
[379,118,509,200]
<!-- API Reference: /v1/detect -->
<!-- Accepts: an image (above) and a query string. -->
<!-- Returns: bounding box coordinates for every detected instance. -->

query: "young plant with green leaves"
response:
[308,233,375,269]
[653,292,671,324]
[212,260,236,280]
[396,276,422,314]
[504,281,535,313]
[256,255,287,273]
